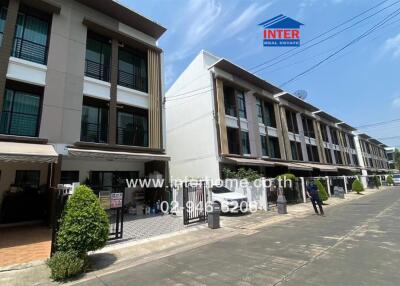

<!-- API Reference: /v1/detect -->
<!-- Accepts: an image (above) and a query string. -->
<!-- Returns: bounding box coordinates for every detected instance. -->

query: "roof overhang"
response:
[76,0,166,39]
[296,162,338,172]
[67,148,170,162]
[222,156,275,167]
[274,161,313,171]
[313,110,341,124]
[337,166,360,172]
[275,92,319,112]
[209,59,282,94]
[337,122,357,132]
[0,142,58,163]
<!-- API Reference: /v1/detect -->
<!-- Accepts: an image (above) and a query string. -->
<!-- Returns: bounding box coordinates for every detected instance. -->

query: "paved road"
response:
[79,189,400,286]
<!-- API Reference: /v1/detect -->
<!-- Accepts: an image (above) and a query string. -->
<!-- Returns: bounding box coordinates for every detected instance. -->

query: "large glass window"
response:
[0,89,41,137]
[307,144,319,162]
[90,171,139,192]
[261,135,267,156]
[291,141,303,161]
[256,98,264,124]
[334,150,343,164]
[85,32,111,82]
[302,116,315,138]
[227,127,240,155]
[264,102,276,128]
[237,92,246,119]
[0,6,7,47]
[320,124,329,142]
[241,131,250,155]
[325,148,333,164]
[117,107,148,147]
[224,86,236,117]
[12,7,50,64]
[60,171,79,185]
[268,136,280,158]
[286,110,299,134]
[15,170,40,188]
[118,47,148,92]
[330,128,339,145]
[80,99,108,143]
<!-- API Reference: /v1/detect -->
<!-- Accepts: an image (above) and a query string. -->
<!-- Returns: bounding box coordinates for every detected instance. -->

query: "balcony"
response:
[12,37,48,65]
[85,59,110,82]
[118,69,147,92]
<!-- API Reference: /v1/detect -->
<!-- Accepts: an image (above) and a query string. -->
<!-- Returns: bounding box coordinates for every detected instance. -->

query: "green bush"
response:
[56,185,109,255]
[47,251,85,281]
[316,180,329,201]
[387,175,394,185]
[276,173,296,182]
[373,176,381,189]
[352,179,364,194]
[222,167,262,182]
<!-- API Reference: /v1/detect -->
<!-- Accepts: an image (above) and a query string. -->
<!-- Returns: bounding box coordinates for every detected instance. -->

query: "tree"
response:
[373,175,381,189]
[222,167,262,182]
[352,179,364,194]
[56,185,110,255]
[316,180,329,201]
[387,175,394,186]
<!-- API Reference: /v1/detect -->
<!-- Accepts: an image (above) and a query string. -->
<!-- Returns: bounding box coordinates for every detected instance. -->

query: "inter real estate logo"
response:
[259,14,304,47]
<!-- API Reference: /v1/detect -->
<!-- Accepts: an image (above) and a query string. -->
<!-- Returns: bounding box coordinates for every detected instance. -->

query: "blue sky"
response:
[121,0,400,147]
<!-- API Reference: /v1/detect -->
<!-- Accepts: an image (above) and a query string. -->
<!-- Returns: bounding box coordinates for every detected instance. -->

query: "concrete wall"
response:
[166,51,220,180]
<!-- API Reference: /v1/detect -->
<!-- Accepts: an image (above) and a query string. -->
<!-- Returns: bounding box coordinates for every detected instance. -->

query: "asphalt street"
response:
[78,188,400,286]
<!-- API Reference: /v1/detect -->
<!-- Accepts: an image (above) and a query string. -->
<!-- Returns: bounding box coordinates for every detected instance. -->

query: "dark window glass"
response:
[334,150,343,164]
[321,124,329,142]
[261,135,267,157]
[224,86,236,117]
[343,134,349,147]
[90,171,139,192]
[325,148,333,164]
[348,135,355,149]
[286,110,298,133]
[330,128,339,145]
[117,108,148,147]
[60,171,79,185]
[268,136,280,158]
[256,98,264,124]
[237,92,246,119]
[0,88,41,137]
[118,47,148,92]
[12,7,50,64]
[15,170,40,188]
[346,152,351,164]
[291,141,303,161]
[306,144,319,162]
[264,101,276,127]
[352,154,359,166]
[227,127,240,155]
[241,131,250,154]
[0,6,7,47]
[85,32,111,82]
[302,116,315,138]
[80,100,108,143]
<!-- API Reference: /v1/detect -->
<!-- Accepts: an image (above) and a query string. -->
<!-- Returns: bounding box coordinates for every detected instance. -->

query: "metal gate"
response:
[51,188,71,254]
[106,188,125,240]
[183,182,207,225]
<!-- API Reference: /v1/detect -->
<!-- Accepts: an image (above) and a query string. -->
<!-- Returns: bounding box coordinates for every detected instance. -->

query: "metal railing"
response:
[12,37,48,65]
[80,122,108,143]
[85,59,110,82]
[118,69,147,92]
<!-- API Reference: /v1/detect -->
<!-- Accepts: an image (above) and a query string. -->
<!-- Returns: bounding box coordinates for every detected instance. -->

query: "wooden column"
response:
[148,49,162,149]
[0,0,20,111]
[215,78,228,155]
[279,106,292,160]
[109,39,119,145]
[273,103,286,160]
[314,121,326,163]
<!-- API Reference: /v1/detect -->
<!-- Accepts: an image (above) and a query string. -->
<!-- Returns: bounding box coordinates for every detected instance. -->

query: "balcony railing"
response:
[81,122,108,143]
[12,37,48,65]
[118,69,147,92]
[85,59,110,82]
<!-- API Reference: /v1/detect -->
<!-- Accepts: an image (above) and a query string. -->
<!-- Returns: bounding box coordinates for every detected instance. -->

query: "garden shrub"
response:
[56,185,109,255]
[352,179,364,194]
[222,167,262,181]
[387,175,394,185]
[373,175,381,189]
[47,251,85,281]
[316,180,329,201]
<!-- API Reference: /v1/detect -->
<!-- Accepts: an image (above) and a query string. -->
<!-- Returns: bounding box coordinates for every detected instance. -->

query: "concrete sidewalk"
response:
[0,187,391,286]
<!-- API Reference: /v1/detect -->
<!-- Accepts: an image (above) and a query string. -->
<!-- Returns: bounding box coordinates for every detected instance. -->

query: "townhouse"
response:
[0,0,168,225]
[166,50,389,181]
[385,147,396,170]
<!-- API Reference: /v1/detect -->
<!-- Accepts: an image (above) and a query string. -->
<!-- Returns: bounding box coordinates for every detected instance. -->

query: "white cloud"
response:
[383,33,400,59]
[223,2,272,37]
[393,97,400,108]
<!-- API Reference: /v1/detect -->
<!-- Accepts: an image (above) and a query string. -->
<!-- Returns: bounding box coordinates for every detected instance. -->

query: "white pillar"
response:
[361,169,368,188]
[300,177,306,203]
[326,176,331,196]
[343,176,348,194]
[261,178,268,211]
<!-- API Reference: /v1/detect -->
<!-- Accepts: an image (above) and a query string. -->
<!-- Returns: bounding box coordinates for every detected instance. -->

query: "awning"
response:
[222,157,275,167]
[274,161,313,171]
[297,163,338,172]
[337,166,360,172]
[0,142,58,163]
[67,148,170,162]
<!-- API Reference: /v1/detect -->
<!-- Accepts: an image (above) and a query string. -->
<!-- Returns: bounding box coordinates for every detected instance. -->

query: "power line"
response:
[279,6,400,87]
[356,118,400,128]
[251,0,398,74]
[376,136,400,140]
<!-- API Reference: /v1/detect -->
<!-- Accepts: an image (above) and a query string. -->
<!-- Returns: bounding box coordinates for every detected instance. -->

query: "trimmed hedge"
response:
[352,179,364,194]
[387,175,394,185]
[47,251,85,281]
[316,180,329,201]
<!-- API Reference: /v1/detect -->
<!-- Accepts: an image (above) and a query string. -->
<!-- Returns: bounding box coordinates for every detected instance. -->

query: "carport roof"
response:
[222,156,275,167]
[0,142,58,163]
[67,148,170,161]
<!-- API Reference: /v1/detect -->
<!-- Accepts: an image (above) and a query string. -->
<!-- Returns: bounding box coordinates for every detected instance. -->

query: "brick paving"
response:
[0,225,51,267]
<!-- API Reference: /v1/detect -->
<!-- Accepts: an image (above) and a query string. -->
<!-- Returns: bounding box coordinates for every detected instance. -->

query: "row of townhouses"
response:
[0,0,392,225]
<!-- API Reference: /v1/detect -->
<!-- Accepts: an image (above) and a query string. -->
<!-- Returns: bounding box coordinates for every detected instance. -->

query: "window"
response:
[224,86,236,117]
[330,128,339,145]
[227,127,240,155]
[0,6,7,47]
[241,131,250,155]
[12,6,50,64]
[15,170,40,188]
[320,124,329,142]
[286,110,298,133]
[256,98,264,124]
[117,107,148,147]
[334,150,343,164]
[268,136,280,158]
[348,135,355,149]
[346,152,351,165]
[90,171,139,192]
[290,141,303,161]
[80,98,108,143]
[261,135,267,157]
[0,88,41,137]
[343,133,349,148]
[60,171,79,185]
[325,148,333,164]
[118,47,148,92]
[237,92,246,119]
[307,144,319,162]
[264,101,276,127]
[85,32,111,82]
[302,116,315,138]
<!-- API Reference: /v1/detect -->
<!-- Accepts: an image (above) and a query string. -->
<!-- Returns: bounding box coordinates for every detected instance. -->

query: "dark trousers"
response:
[311,197,324,215]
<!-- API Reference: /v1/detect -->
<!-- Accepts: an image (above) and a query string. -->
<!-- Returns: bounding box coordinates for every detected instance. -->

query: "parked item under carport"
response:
[393,174,400,186]
[211,186,248,213]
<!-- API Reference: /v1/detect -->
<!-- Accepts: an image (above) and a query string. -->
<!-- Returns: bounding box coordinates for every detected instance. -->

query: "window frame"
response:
[116,105,149,147]
[85,31,111,82]
[118,45,148,92]
[236,91,247,119]
[241,131,250,155]
[80,97,109,144]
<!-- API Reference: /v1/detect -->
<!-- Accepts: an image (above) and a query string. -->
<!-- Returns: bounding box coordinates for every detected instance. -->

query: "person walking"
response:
[306,180,325,216]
